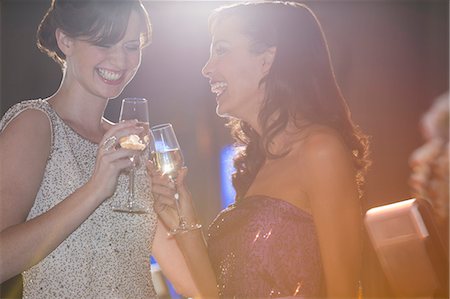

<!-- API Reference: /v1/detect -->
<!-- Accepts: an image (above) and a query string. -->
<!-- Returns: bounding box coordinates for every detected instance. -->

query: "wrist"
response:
[168,222,202,237]
[82,179,107,206]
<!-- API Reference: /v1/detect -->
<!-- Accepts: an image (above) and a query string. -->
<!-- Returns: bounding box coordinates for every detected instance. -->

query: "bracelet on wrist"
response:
[168,223,202,237]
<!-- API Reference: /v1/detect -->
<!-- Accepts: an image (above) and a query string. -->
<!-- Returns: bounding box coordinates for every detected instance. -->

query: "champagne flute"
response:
[150,123,187,229]
[112,97,151,214]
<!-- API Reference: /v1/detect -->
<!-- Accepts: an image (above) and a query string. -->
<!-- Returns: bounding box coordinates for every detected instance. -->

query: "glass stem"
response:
[171,178,187,229]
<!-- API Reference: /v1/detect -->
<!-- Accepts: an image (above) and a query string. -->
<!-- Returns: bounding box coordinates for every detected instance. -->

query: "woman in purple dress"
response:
[149,1,370,298]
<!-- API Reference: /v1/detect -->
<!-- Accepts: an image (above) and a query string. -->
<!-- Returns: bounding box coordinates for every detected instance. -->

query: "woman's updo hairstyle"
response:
[36,0,151,68]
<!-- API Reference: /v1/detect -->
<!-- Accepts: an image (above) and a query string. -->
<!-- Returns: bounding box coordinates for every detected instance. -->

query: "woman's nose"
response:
[201,58,213,78]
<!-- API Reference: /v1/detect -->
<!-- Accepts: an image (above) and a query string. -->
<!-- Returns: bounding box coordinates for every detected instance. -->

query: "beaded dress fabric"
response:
[207,195,324,298]
[0,99,158,298]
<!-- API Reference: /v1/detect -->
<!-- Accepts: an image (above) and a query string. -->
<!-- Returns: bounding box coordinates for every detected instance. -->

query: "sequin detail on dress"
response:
[0,99,158,298]
[207,195,324,298]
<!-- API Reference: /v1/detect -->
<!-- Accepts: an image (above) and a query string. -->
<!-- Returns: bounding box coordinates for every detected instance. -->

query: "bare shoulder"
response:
[0,107,53,180]
[1,108,52,226]
[1,108,52,148]
[297,127,363,297]
[292,125,352,166]
[291,126,357,201]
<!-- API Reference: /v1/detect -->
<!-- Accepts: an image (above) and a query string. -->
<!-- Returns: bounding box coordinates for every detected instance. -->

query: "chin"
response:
[104,86,127,100]
[216,104,233,118]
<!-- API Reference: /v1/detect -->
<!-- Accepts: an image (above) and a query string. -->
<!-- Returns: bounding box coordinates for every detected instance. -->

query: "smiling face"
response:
[60,10,144,100]
[202,16,270,123]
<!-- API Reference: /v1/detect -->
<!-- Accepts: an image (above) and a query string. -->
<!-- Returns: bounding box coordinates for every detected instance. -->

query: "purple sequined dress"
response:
[207,195,324,298]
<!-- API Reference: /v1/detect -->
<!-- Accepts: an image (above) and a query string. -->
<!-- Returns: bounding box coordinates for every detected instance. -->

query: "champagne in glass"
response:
[152,149,183,179]
[150,123,187,228]
[112,97,151,214]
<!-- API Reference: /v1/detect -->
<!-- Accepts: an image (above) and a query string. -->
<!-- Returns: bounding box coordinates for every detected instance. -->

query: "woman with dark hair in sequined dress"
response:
[149,1,370,298]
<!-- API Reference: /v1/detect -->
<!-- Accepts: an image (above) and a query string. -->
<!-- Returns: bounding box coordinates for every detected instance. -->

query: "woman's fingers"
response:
[102,148,140,170]
[89,121,148,200]
[146,160,163,178]
[152,183,177,199]
[106,147,141,160]
[148,164,190,201]
[152,175,176,191]
[106,119,143,138]
[99,120,144,152]
[146,161,198,225]
[153,193,177,207]
[147,161,175,187]
[175,167,188,187]
[174,167,191,200]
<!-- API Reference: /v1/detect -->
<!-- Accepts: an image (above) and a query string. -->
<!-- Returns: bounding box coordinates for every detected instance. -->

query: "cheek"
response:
[128,52,142,69]
[72,52,97,75]
[235,67,262,96]
[238,58,263,84]
[89,48,107,62]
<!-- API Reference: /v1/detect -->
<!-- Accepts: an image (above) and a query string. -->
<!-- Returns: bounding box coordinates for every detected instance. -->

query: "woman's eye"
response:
[215,47,227,55]
[125,44,140,51]
[96,44,112,49]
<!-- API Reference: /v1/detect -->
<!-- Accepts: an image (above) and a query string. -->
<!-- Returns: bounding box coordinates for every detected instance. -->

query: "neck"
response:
[47,82,109,143]
[261,116,311,156]
[246,116,262,136]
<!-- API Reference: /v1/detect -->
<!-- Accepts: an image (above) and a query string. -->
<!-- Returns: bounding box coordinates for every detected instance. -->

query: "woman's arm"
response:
[149,164,219,298]
[0,111,142,282]
[303,132,362,298]
[152,220,213,297]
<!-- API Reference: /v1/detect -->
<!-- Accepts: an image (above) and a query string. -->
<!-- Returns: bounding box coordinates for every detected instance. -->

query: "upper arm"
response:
[0,109,51,231]
[151,220,199,297]
[303,133,362,297]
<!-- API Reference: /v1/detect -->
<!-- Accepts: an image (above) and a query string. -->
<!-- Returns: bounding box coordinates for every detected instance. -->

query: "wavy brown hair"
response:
[209,1,371,202]
[36,0,152,68]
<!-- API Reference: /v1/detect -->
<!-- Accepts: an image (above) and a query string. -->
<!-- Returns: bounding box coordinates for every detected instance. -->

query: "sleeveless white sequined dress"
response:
[0,99,158,298]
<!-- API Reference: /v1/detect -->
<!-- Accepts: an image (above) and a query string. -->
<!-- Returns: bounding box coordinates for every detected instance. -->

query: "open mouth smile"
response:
[210,81,228,97]
[96,67,124,84]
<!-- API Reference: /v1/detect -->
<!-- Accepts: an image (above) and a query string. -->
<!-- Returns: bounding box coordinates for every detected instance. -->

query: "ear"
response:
[261,46,277,75]
[55,28,74,56]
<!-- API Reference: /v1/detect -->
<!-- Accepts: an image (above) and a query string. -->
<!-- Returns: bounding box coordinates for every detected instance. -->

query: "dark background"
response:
[1,0,448,297]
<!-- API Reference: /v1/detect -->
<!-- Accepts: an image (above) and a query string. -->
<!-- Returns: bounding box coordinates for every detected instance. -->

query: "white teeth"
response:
[210,82,228,95]
[97,68,122,81]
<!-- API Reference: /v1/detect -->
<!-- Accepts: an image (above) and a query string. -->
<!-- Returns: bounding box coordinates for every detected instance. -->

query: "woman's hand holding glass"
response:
[148,123,201,235]
[90,120,144,202]
[147,162,201,236]
[112,98,151,213]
